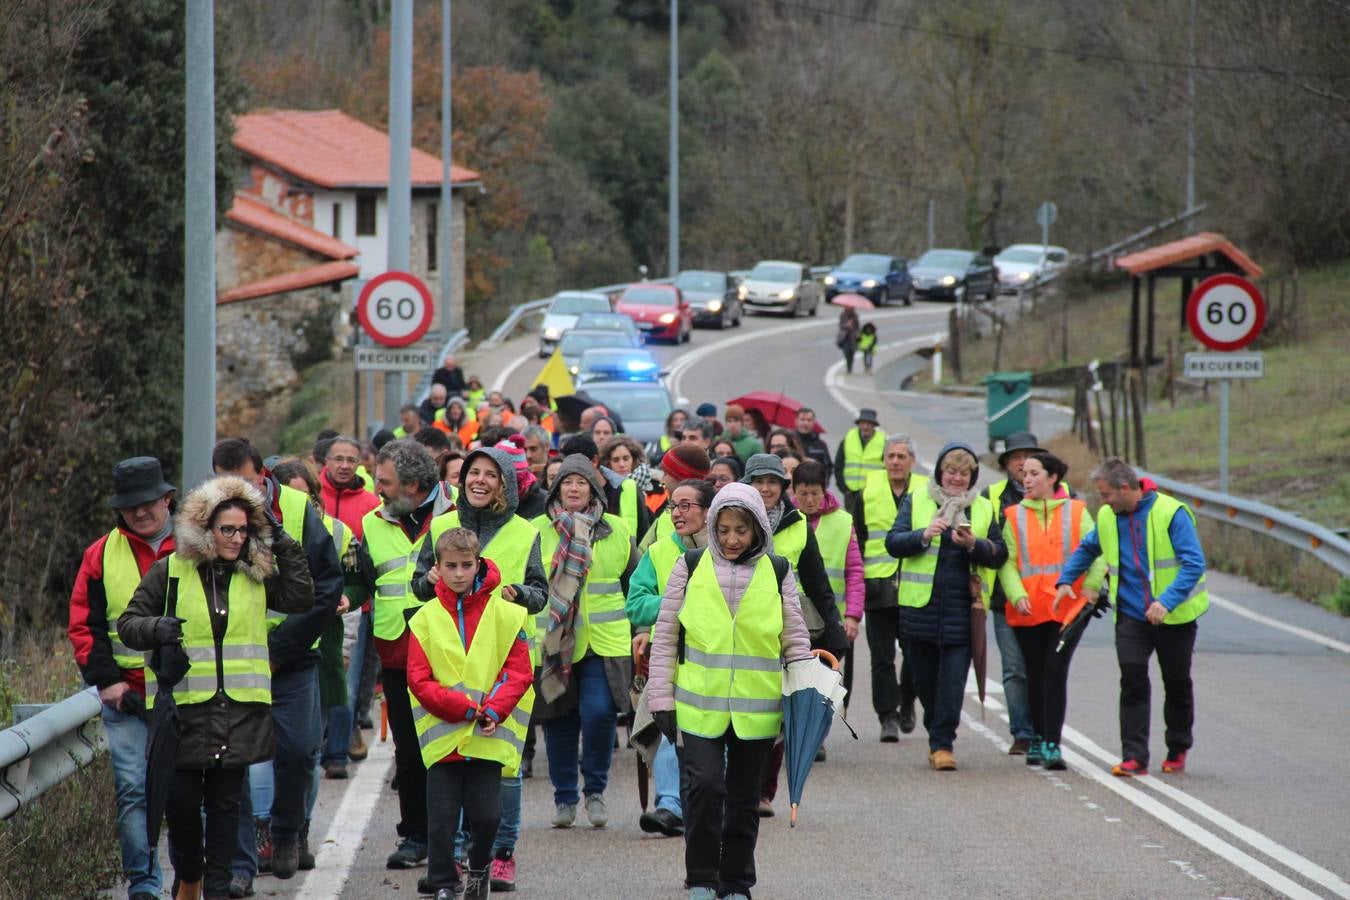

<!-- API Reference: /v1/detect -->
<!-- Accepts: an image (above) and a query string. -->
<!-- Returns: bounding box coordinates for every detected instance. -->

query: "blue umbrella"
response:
[782,650,854,827]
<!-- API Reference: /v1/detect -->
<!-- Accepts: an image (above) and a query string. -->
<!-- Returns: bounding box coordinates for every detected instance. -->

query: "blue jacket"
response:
[1058,491,1205,622]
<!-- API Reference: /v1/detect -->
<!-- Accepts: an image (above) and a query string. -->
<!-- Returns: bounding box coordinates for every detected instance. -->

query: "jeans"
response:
[427,760,501,889]
[1014,620,1083,745]
[166,766,246,897]
[268,665,322,841]
[906,639,973,752]
[682,730,774,897]
[328,610,370,764]
[992,610,1035,741]
[355,612,380,725]
[541,655,618,806]
[1116,615,1198,765]
[492,774,522,856]
[102,704,162,896]
[863,601,916,721]
[652,736,682,816]
[383,667,429,841]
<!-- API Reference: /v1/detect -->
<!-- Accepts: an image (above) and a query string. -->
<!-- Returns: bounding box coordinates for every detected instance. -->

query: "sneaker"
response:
[1042,742,1066,770]
[324,760,349,780]
[639,807,684,837]
[1162,751,1187,774]
[815,745,827,762]
[253,817,272,874]
[490,855,517,892]
[898,701,917,734]
[227,874,254,898]
[1008,737,1031,756]
[929,749,957,771]
[552,803,577,828]
[463,866,490,900]
[386,836,429,869]
[1025,737,1045,766]
[271,835,299,880]
[584,793,608,828]
[298,821,316,870]
[757,798,774,817]
[879,715,901,743]
[1112,758,1148,777]
[349,727,368,761]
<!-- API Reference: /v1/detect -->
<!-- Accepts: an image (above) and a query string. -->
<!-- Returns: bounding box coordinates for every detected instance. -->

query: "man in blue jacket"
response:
[1055,458,1208,777]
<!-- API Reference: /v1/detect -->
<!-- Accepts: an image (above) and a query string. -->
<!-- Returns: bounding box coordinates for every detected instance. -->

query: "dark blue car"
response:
[823,253,912,306]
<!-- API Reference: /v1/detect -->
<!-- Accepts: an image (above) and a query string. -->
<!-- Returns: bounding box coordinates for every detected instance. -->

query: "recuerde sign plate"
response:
[357,271,435,347]
[1186,274,1265,351]
[355,346,433,372]
[1183,351,1264,379]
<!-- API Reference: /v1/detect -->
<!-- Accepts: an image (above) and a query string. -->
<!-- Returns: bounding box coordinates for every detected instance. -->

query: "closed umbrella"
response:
[970,600,988,719]
[144,641,190,847]
[1058,589,1111,653]
[830,293,875,310]
[726,391,825,434]
[782,650,853,828]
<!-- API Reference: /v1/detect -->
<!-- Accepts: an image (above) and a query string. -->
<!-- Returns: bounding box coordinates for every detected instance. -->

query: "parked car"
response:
[674,270,742,329]
[575,312,645,346]
[538,291,612,357]
[558,329,638,374]
[824,253,912,306]
[614,283,693,344]
[574,348,663,383]
[579,379,675,454]
[738,260,822,317]
[994,244,1071,294]
[908,249,997,302]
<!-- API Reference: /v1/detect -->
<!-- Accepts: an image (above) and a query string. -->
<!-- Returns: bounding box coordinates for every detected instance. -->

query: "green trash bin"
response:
[983,371,1032,451]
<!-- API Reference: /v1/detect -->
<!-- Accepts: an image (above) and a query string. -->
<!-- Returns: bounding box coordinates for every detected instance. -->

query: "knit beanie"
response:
[660,444,711,481]
[496,433,536,495]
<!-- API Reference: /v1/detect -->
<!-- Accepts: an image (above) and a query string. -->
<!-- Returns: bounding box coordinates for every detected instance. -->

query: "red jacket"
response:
[406,559,532,765]
[68,526,175,695]
[320,468,381,538]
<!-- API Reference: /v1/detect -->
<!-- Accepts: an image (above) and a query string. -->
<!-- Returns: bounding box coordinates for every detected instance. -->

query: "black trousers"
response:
[863,603,916,721]
[1115,615,1198,765]
[382,667,428,841]
[683,730,775,898]
[1013,621,1082,744]
[166,766,246,897]
[426,759,502,889]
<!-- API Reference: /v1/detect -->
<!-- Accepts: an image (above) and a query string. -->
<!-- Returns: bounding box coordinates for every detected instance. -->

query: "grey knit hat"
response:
[740,452,788,486]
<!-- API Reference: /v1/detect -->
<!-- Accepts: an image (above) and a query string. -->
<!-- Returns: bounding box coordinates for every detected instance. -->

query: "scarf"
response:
[767,499,787,533]
[539,497,603,701]
[926,477,980,530]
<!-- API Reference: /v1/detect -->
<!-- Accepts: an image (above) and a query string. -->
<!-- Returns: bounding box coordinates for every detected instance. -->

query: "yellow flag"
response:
[533,348,575,399]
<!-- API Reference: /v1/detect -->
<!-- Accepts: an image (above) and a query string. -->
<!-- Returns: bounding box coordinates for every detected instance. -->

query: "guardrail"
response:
[1,687,106,820]
[1142,472,1350,577]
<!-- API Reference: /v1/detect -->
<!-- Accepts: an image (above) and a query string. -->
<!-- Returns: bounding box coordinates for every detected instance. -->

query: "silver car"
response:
[538,291,612,357]
[737,260,822,317]
[994,244,1070,294]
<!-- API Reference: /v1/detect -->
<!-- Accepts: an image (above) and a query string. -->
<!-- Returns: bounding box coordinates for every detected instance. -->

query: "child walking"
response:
[407,527,534,900]
[858,322,878,374]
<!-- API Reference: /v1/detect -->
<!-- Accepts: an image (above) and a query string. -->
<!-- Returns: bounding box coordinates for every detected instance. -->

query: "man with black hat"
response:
[68,457,177,900]
[834,407,885,507]
[981,431,1045,755]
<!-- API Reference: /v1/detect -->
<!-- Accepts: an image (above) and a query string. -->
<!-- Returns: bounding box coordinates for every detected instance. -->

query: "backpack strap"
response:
[682,547,706,576]
[766,552,790,593]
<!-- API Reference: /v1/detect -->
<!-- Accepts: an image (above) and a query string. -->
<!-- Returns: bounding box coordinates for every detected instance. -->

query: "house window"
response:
[427,203,438,271]
[332,203,342,240]
[356,193,377,236]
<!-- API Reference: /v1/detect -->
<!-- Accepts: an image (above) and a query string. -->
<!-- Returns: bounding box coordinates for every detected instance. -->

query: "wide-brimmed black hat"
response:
[855,408,880,426]
[108,457,175,509]
[997,432,1044,467]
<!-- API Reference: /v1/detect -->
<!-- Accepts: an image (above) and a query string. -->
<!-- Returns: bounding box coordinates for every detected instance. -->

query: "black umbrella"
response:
[1057,589,1111,653]
[553,393,625,436]
[144,641,190,847]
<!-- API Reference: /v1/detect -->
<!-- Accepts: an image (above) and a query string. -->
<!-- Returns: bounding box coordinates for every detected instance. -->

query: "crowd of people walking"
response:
[68,349,1209,900]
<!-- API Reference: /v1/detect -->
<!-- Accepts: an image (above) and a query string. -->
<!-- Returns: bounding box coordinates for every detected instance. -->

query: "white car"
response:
[737,260,822,317]
[994,244,1070,294]
[538,291,612,357]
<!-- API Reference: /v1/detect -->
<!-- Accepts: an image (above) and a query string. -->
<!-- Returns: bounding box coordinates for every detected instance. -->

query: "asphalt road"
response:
[135,302,1350,899]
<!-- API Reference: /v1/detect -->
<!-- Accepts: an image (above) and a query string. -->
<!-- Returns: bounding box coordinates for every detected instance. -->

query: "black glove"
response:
[504,584,527,607]
[653,710,679,746]
[153,616,186,645]
[120,690,147,722]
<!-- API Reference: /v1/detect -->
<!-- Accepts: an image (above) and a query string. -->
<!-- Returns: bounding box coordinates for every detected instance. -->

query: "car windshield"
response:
[583,386,672,421]
[838,254,890,275]
[996,248,1044,264]
[575,314,632,332]
[622,286,677,306]
[551,294,610,316]
[915,250,973,269]
[560,331,629,354]
[748,263,799,283]
[675,272,724,292]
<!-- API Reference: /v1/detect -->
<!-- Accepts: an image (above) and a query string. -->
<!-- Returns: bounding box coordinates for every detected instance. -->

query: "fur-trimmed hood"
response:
[174,475,275,582]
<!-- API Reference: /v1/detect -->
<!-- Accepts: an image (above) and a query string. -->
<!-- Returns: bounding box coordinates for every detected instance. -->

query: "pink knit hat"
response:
[497,433,537,495]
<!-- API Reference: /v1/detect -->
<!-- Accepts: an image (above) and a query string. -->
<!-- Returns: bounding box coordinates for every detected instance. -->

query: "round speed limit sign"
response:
[357,271,435,347]
[1186,274,1265,351]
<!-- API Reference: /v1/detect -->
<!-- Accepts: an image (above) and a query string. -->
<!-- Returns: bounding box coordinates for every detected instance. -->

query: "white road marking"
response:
[491,347,543,393]
[1209,593,1350,654]
[292,734,396,900]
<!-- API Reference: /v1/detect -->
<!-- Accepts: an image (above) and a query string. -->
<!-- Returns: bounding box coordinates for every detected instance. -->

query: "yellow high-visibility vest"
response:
[897,489,997,609]
[532,513,632,662]
[363,512,427,642]
[618,479,640,537]
[841,427,885,492]
[430,510,538,655]
[859,471,929,580]
[267,513,351,646]
[101,531,151,670]
[813,508,854,617]
[1095,493,1209,624]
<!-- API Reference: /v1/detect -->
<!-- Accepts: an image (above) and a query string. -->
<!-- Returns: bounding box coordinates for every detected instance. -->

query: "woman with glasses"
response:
[119,476,314,900]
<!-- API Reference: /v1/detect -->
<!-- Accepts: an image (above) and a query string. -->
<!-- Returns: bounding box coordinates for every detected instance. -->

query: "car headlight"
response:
[737,285,748,298]
[778,289,795,300]
[823,275,836,286]
[862,279,878,288]
[1018,271,1032,281]
[659,312,677,324]
[940,275,957,286]
[543,327,561,340]
[707,300,722,312]
[569,365,579,374]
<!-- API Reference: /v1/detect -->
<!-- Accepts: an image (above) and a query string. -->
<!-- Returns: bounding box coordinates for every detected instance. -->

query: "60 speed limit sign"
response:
[357,271,434,347]
[1186,274,1265,351]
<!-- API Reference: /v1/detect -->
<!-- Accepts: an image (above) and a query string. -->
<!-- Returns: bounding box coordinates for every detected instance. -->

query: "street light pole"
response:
[386,0,413,427]
[1185,0,1197,232]
[183,0,216,490]
[440,0,454,340]
[668,0,679,277]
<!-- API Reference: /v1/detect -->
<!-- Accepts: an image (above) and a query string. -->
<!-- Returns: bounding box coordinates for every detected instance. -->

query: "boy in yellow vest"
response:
[407,528,534,900]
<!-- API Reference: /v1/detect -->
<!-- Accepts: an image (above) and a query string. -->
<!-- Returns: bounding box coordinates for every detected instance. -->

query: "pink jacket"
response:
[647,483,813,713]
[807,492,864,621]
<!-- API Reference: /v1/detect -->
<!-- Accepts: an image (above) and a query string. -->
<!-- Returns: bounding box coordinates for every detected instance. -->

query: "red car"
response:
[614,283,692,344]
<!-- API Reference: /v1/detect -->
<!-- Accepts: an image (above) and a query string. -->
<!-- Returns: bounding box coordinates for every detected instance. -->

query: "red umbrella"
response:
[727,391,825,434]
[830,293,875,310]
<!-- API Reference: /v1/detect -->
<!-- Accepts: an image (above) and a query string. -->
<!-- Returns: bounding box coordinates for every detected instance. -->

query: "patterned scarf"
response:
[539,497,603,701]
[926,477,980,529]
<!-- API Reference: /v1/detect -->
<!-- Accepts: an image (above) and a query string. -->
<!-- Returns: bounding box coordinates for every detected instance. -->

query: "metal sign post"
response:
[1036,201,1057,251]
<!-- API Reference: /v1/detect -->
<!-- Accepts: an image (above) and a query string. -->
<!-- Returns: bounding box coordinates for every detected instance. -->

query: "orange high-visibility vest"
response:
[1005,499,1088,627]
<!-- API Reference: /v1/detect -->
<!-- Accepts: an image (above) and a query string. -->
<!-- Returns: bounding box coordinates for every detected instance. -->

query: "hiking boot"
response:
[757,798,774,817]
[929,749,957,771]
[272,834,299,879]
[253,817,272,874]
[324,759,349,780]
[584,793,608,828]
[879,715,901,743]
[419,866,462,896]
[898,701,917,734]
[1112,758,1148,777]
[298,820,316,870]
[490,854,517,891]
[1162,750,1188,774]
[1025,737,1045,766]
[463,866,490,900]
[1008,737,1031,755]
[639,807,684,837]
[227,874,253,899]
[1042,742,1066,770]
[348,727,368,761]
[173,879,202,900]
[552,803,577,828]
[386,836,429,869]
[815,745,827,762]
